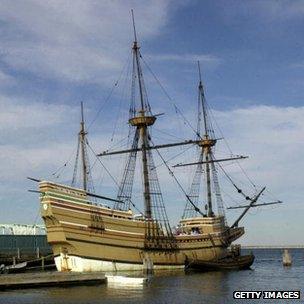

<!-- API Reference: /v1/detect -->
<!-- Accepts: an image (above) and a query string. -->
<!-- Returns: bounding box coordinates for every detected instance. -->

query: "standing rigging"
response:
[182,62,225,219]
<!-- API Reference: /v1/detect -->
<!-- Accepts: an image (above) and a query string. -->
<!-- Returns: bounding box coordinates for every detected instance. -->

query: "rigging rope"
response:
[152,144,193,170]
[110,55,132,142]
[87,55,131,131]
[141,54,263,205]
[87,142,120,188]
[153,128,185,141]
[71,138,80,186]
[150,139,205,216]
[206,102,257,189]
[216,160,256,202]
[141,56,200,139]
[86,142,145,216]
[51,144,78,179]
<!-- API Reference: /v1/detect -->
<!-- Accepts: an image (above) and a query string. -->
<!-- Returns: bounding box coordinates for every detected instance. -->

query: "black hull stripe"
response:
[64,237,226,251]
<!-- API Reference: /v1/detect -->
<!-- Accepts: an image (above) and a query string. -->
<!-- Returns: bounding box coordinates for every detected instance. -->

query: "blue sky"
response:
[0,0,303,245]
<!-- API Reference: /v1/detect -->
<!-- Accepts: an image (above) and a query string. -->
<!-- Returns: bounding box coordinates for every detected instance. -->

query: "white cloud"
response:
[0,0,173,84]
[211,106,304,192]
[0,96,303,244]
[0,96,78,181]
[210,105,304,238]
[0,96,76,131]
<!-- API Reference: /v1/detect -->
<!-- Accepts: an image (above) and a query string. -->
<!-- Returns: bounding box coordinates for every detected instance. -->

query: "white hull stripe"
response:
[59,221,88,228]
[105,228,144,236]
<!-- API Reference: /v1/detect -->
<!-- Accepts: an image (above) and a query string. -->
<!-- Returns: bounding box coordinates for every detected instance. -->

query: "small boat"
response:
[282,249,292,266]
[186,254,254,271]
[2,262,28,274]
[106,275,148,285]
[186,246,254,271]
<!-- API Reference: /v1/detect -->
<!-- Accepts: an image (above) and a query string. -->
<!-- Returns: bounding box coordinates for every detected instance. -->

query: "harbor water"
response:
[0,249,303,304]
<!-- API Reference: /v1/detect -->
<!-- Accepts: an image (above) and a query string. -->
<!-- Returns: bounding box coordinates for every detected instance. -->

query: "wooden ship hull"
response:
[40,181,244,272]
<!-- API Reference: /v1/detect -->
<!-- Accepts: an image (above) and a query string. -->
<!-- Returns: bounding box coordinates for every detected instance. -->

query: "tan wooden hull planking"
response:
[40,181,244,272]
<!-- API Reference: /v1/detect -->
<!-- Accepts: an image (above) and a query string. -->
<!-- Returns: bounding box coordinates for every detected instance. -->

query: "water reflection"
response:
[1,250,303,304]
[38,270,231,303]
[106,282,144,300]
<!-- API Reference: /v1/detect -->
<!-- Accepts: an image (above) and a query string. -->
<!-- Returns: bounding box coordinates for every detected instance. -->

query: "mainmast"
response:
[132,10,144,112]
[98,11,206,242]
[129,9,155,218]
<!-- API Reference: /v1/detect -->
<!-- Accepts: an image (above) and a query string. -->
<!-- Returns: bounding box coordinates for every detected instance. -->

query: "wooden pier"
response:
[0,271,106,290]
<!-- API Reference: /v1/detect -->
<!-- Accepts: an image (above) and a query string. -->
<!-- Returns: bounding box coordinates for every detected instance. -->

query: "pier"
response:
[0,271,106,290]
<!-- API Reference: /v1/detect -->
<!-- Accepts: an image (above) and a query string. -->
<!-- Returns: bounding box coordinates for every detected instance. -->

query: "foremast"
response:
[72,102,94,193]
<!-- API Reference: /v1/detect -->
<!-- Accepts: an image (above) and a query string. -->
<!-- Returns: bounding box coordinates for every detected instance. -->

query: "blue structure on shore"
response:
[0,224,52,264]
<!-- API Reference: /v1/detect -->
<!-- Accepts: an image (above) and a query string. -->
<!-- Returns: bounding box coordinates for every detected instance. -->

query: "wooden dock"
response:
[0,271,106,290]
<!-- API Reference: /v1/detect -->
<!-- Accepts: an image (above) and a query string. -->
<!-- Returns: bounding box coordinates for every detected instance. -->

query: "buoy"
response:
[282,249,292,266]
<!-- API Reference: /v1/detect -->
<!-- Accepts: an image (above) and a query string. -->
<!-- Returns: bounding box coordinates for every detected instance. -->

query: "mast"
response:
[71,101,94,192]
[132,10,145,112]
[99,11,204,240]
[129,9,155,218]
[80,101,88,191]
[199,62,215,217]
[198,61,208,136]
[180,63,266,221]
[98,10,182,245]
[182,62,222,218]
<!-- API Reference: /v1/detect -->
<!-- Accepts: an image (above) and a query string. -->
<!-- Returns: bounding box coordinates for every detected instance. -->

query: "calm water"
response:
[0,249,303,304]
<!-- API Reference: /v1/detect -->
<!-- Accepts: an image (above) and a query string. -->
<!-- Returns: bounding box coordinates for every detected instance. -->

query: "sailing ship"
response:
[34,12,281,272]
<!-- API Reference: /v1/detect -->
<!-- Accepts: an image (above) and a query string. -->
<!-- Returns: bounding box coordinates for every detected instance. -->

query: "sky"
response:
[0,0,303,246]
